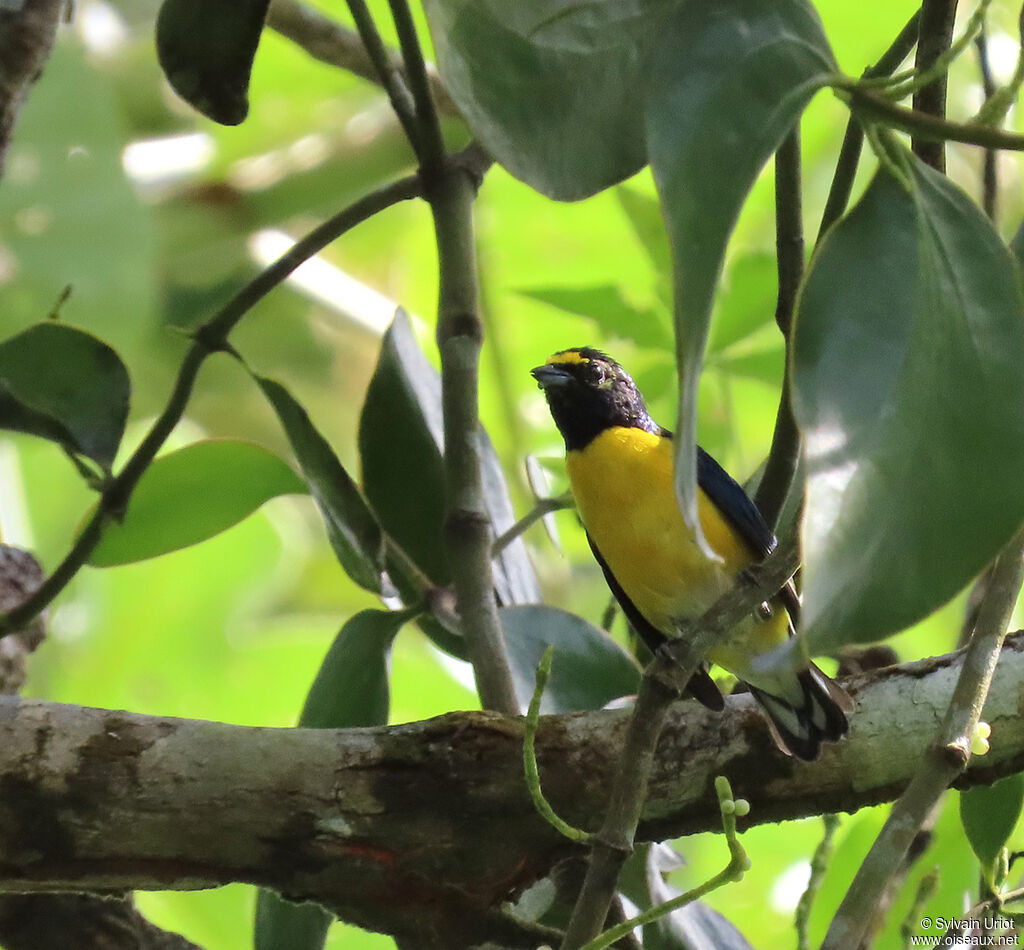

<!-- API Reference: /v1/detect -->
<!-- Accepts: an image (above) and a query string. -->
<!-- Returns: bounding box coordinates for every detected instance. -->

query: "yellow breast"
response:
[566,427,756,634]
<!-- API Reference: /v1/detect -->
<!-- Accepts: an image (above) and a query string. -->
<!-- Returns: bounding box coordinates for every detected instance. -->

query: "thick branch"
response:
[0,0,62,176]
[3,638,1024,945]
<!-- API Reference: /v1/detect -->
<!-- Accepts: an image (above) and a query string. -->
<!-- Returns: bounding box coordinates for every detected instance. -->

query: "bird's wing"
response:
[586,531,725,711]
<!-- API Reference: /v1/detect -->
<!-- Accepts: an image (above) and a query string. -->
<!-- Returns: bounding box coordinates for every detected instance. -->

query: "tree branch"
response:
[3,635,1024,946]
[0,0,63,177]
[822,525,1024,949]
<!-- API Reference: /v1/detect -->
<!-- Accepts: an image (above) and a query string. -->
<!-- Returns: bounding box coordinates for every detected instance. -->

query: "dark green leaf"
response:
[0,323,129,474]
[960,773,1024,885]
[299,607,411,729]
[618,843,754,950]
[643,0,834,539]
[500,605,640,713]
[359,310,540,606]
[256,376,384,593]
[359,311,448,586]
[89,441,306,567]
[156,0,270,125]
[793,159,1024,648]
[519,284,671,349]
[422,0,649,199]
[253,892,331,950]
[254,608,411,950]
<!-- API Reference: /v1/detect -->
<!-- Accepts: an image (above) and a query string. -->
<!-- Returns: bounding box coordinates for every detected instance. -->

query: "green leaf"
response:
[960,773,1024,886]
[253,892,331,950]
[619,844,754,950]
[256,376,384,593]
[708,253,779,355]
[156,0,270,125]
[0,323,130,474]
[0,44,157,368]
[89,441,306,567]
[519,284,671,350]
[617,186,673,289]
[500,605,640,713]
[359,310,540,606]
[643,0,834,541]
[359,311,448,586]
[422,0,649,199]
[254,608,411,950]
[299,607,411,730]
[792,159,1024,648]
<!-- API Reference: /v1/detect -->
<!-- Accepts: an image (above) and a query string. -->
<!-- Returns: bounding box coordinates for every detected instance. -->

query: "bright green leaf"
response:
[156,0,270,124]
[500,605,640,713]
[0,322,130,474]
[519,284,671,350]
[960,773,1024,886]
[254,608,411,950]
[256,376,384,593]
[793,160,1024,648]
[643,0,834,541]
[253,892,331,950]
[422,0,649,199]
[708,253,779,355]
[89,441,306,567]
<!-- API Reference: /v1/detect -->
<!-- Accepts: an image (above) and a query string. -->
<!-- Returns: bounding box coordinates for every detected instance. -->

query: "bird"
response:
[531,346,850,760]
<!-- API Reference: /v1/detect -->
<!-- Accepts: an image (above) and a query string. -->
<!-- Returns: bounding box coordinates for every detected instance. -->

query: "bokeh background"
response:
[1,1,1022,946]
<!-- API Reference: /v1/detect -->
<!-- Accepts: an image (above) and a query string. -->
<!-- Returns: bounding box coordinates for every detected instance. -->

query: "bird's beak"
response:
[531,364,572,390]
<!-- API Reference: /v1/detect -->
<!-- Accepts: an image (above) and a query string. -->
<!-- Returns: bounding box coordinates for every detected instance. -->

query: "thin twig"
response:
[0,173,425,635]
[839,83,1024,152]
[575,777,750,950]
[911,0,960,171]
[387,0,446,169]
[753,129,803,530]
[795,814,839,950]
[266,0,459,116]
[816,11,921,243]
[821,523,1024,949]
[523,647,593,843]
[342,0,422,156]
[975,28,998,221]
[492,493,574,556]
[559,539,799,949]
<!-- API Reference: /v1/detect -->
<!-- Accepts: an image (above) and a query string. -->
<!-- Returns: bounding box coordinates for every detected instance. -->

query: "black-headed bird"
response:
[532,346,850,760]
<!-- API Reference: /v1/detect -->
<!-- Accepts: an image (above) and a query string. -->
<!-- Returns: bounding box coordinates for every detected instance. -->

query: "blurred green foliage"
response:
[3,1,1024,947]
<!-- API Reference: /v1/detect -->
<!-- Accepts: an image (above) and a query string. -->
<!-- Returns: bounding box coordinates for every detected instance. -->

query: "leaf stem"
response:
[575,776,749,950]
[491,493,574,556]
[795,814,839,950]
[816,11,921,242]
[523,647,593,844]
[821,523,1024,949]
[0,173,424,636]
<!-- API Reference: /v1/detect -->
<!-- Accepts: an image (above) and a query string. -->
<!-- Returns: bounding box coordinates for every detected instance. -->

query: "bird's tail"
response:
[747,664,852,761]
